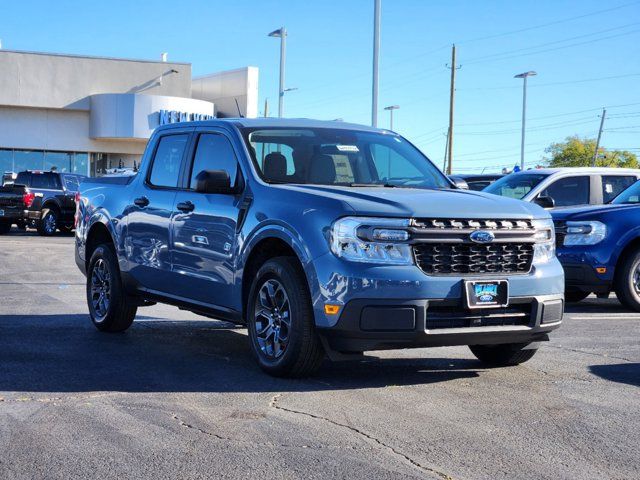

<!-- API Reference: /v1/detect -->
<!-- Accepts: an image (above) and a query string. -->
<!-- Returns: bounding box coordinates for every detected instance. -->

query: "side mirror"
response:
[195,170,237,194]
[534,195,555,209]
[449,176,469,190]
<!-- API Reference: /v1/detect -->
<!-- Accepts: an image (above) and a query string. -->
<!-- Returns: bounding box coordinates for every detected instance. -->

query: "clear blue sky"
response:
[1,0,639,173]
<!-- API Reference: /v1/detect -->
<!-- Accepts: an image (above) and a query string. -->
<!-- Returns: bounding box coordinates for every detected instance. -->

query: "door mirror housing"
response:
[534,195,555,209]
[448,176,469,190]
[195,170,237,194]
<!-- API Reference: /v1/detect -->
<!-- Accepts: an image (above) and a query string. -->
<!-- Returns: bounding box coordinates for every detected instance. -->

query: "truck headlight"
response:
[532,218,555,264]
[564,221,606,246]
[330,217,413,265]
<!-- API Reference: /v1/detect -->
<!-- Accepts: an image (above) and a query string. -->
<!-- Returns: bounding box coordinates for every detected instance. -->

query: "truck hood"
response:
[551,203,640,221]
[278,185,547,219]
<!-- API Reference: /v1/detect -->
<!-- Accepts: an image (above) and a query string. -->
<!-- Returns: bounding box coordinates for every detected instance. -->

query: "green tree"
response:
[544,135,638,168]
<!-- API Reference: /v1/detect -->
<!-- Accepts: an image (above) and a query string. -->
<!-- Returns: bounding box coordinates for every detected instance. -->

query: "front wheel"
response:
[469,343,538,367]
[87,244,137,332]
[614,247,640,311]
[247,257,325,377]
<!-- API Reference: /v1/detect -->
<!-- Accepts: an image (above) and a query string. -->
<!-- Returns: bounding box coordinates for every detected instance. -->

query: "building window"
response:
[14,150,44,172]
[0,149,91,176]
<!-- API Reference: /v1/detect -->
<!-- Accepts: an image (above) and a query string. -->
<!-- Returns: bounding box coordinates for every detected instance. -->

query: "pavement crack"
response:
[171,414,226,440]
[269,394,454,480]
[546,344,633,363]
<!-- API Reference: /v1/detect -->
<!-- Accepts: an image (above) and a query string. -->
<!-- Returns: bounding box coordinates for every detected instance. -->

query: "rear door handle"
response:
[176,201,195,213]
[134,196,149,207]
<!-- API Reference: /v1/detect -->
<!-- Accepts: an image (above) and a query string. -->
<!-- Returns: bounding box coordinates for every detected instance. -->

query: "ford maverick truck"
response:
[75,118,564,377]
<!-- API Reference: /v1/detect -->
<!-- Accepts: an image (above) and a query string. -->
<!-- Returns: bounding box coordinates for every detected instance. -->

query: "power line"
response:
[457,73,640,91]
[456,1,640,44]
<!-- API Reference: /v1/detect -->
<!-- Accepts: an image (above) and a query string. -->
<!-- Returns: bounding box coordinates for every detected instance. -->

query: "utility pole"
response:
[264,98,269,118]
[442,127,450,172]
[372,0,381,127]
[592,108,607,167]
[384,105,399,130]
[446,45,459,175]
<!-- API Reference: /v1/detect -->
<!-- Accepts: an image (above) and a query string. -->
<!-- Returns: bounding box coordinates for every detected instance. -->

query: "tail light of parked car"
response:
[74,192,81,228]
[22,191,35,207]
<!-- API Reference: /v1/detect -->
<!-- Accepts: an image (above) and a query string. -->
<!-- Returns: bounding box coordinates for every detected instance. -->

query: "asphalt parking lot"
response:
[0,232,638,479]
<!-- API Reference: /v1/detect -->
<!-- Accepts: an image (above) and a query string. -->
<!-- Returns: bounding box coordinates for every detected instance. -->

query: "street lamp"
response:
[514,71,537,170]
[384,105,399,130]
[268,27,287,118]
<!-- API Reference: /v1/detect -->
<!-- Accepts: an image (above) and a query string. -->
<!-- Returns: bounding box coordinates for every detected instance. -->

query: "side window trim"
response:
[144,130,193,190]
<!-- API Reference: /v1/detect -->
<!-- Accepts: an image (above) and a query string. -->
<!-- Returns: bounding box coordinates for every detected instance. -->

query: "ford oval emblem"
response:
[469,230,495,244]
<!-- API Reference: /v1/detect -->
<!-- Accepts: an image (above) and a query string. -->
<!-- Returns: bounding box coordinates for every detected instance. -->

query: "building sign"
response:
[159,109,215,125]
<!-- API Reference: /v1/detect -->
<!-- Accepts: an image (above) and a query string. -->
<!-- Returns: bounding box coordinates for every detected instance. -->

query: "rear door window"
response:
[602,175,637,203]
[30,173,62,190]
[148,134,189,188]
[541,176,590,207]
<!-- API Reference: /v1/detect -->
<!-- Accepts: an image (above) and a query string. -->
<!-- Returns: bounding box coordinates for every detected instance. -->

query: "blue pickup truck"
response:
[554,180,640,310]
[75,118,563,377]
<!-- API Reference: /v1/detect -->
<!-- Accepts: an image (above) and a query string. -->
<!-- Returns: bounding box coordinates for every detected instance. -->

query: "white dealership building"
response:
[0,50,259,176]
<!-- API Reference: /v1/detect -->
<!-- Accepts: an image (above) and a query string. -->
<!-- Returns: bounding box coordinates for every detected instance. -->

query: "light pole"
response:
[372,0,381,127]
[384,105,399,130]
[514,71,537,170]
[268,27,287,118]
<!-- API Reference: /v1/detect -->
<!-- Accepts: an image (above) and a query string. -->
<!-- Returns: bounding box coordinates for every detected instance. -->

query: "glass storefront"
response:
[0,149,90,175]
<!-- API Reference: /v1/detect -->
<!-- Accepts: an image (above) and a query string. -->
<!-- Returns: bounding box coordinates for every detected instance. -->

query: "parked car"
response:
[449,173,504,191]
[0,170,85,235]
[75,118,563,377]
[553,179,640,309]
[483,168,640,208]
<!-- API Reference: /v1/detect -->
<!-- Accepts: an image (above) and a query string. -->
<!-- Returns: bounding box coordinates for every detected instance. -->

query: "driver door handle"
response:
[134,196,149,207]
[176,201,195,213]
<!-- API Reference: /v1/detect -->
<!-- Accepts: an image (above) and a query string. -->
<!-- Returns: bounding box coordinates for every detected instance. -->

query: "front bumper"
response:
[318,294,563,352]
[561,262,611,293]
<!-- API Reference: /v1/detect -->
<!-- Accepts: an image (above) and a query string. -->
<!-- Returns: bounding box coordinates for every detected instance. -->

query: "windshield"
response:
[240,127,451,189]
[483,173,549,199]
[612,179,640,204]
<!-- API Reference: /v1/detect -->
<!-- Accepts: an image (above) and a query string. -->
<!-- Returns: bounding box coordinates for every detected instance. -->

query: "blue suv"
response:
[554,180,640,310]
[75,119,563,377]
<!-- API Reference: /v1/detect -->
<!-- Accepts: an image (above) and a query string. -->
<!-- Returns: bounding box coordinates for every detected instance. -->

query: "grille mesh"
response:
[414,243,534,275]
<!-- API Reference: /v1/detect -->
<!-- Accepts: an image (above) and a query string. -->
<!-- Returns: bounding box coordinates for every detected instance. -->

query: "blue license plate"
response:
[464,280,509,309]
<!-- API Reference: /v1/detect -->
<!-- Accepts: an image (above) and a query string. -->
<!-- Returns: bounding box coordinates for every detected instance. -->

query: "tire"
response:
[0,221,11,234]
[37,208,58,236]
[87,244,137,332]
[246,257,325,377]
[614,247,640,312]
[565,289,590,303]
[469,343,538,367]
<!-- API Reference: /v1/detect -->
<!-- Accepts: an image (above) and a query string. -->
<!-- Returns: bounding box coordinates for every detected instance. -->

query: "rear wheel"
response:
[87,244,137,332]
[469,343,538,367]
[614,247,640,312]
[0,221,11,234]
[565,289,590,303]
[37,208,58,236]
[247,257,325,377]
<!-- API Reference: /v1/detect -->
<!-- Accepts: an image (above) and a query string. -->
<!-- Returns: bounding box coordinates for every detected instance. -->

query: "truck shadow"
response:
[589,363,640,387]
[0,314,480,394]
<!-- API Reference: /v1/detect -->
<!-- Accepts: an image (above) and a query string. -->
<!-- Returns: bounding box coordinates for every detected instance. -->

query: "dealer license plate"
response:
[464,280,509,309]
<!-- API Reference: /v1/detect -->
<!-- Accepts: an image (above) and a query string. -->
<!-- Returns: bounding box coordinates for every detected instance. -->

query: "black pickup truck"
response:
[0,171,85,235]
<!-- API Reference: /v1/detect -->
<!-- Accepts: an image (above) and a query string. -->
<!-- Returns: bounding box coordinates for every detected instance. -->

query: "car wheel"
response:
[0,221,11,234]
[37,209,58,236]
[247,257,325,377]
[565,289,590,303]
[614,247,640,312]
[87,244,137,332]
[469,343,538,367]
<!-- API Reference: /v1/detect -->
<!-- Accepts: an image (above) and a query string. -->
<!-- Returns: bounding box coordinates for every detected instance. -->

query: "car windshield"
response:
[483,173,549,199]
[240,127,451,189]
[611,179,640,204]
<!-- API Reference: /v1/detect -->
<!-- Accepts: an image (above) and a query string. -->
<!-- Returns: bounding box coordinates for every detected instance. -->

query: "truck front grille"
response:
[426,303,532,329]
[413,243,534,275]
